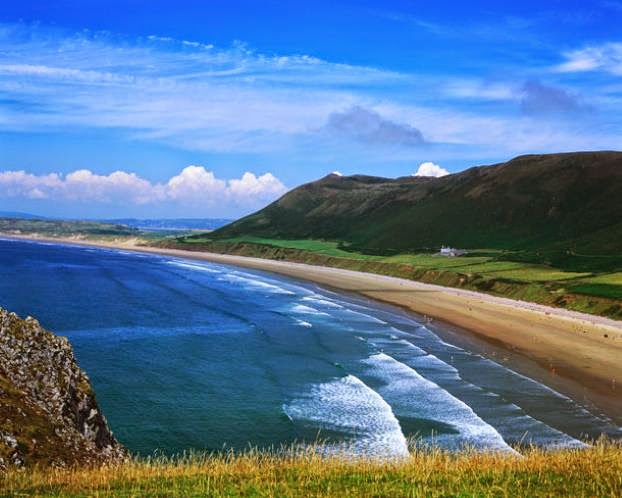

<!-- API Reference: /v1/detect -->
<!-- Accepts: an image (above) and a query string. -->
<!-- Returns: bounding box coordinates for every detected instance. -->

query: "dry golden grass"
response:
[2,443,622,497]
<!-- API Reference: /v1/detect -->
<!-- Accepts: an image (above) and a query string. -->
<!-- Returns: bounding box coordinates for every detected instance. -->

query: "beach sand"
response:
[4,234,622,423]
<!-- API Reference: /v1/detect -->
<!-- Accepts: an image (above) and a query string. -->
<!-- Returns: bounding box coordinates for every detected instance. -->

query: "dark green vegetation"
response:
[0,218,139,238]
[214,151,622,264]
[169,152,622,319]
[3,444,621,497]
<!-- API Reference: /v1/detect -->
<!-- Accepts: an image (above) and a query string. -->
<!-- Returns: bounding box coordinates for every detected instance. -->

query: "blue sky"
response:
[1,0,622,218]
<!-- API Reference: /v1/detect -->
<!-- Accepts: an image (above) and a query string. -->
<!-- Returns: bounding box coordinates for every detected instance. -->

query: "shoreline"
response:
[3,233,622,424]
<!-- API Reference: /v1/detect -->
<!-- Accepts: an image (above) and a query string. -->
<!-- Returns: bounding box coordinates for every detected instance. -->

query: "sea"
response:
[0,238,619,457]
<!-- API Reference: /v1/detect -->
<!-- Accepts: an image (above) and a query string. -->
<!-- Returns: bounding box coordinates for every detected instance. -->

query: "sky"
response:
[1,0,622,218]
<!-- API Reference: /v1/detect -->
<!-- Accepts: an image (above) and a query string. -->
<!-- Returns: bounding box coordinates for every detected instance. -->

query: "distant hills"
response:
[213,152,622,257]
[0,211,46,220]
[103,218,232,232]
[0,213,232,232]
[0,218,139,237]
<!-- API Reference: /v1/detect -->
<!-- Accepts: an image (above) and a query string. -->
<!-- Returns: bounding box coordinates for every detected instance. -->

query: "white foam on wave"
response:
[301,296,344,309]
[407,353,461,380]
[372,337,589,448]
[361,353,517,453]
[116,250,141,257]
[295,319,313,328]
[291,304,330,316]
[415,325,438,338]
[339,308,388,324]
[167,261,222,273]
[387,326,418,338]
[283,375,409,458]
[218,273,296,295]
[437,339,463,350]
[479,357,587,404]
[368,333,460,378]
[475,357,619,439]
[370,338,428,357]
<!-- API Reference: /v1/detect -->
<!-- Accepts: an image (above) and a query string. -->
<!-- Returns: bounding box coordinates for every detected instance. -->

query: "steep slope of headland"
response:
[212,151,622,257]
[0,308,125,470]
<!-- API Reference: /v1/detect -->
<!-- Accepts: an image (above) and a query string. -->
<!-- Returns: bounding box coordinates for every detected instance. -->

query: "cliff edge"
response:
[0,308,126,469]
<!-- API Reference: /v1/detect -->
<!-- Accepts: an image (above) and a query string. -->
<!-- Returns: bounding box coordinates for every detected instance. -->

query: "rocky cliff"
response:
[0,308,126,469]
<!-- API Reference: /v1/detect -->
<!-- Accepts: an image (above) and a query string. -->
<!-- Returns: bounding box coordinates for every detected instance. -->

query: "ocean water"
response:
[0,238,619,457]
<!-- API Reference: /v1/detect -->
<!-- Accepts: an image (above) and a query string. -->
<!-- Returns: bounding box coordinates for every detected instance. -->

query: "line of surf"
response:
[283,374,410,458]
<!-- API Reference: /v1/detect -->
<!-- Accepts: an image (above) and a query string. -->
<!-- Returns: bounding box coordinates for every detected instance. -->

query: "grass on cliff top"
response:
[3,444,622,497]
[181,235,595,283]
[183,235,376,259]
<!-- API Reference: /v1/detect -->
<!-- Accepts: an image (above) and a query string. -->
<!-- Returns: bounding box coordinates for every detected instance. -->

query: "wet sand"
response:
[4,234,622,424]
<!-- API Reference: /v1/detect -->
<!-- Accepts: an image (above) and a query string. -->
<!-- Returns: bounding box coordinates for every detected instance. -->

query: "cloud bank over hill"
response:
[0,166,287,210]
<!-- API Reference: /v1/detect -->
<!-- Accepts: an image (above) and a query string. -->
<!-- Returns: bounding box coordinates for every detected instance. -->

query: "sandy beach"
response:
[3,233,622,423]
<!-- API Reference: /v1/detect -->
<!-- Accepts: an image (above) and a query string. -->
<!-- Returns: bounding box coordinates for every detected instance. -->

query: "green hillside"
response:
[212,152,622,261]
[162,152,622,319]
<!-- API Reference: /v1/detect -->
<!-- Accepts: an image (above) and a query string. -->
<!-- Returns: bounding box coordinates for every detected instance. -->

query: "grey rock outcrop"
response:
[0,308,126,469]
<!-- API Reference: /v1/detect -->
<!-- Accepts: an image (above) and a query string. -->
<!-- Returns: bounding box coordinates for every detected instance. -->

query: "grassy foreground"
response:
[3,445,622,497]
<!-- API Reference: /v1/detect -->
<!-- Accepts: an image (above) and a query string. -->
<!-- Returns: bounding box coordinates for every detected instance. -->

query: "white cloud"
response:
[0,23,621,162]
[228,172,286,205]
[0,24,400,153]
[412,162,449,177]
[62,169,161,203]
[166,166,226,202]
[372,101,622,155]
[555,42,622,75]
[0,166,287,210]
[0,63,134,84]
[441,80,516,101]
[0,170,63,199]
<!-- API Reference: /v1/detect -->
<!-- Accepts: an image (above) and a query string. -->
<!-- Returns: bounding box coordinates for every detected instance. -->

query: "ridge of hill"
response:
[213,152,622,257]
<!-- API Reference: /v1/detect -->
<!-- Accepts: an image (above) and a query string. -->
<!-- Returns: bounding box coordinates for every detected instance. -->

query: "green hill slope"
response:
[213,152,622,256]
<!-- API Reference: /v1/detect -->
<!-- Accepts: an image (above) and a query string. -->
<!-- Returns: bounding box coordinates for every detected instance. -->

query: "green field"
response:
[182,236,597,282]
[183,236,379,259]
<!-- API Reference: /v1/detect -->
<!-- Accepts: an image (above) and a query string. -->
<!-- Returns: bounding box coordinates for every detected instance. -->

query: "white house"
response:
[439,246,467,257]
